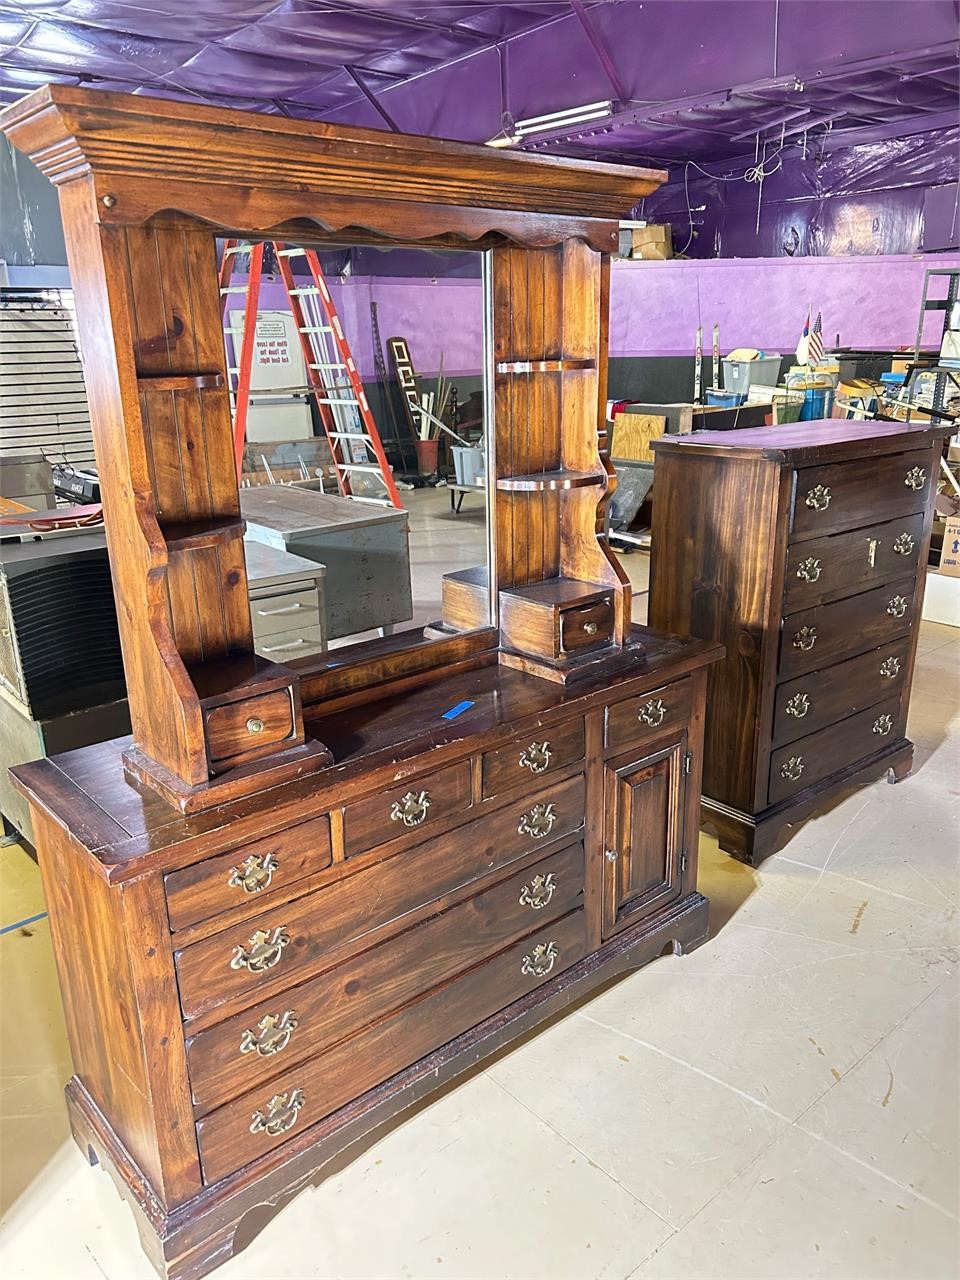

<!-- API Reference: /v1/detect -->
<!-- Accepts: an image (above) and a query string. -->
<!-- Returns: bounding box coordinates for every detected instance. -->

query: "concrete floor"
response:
[0,488,957,1279]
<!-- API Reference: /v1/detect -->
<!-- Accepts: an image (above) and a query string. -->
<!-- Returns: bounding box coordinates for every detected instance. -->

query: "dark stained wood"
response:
[789,447,933,540]
[604,677,693,755]
[174,773,586,1021]
[782,510,925,610]
[185,842,584,1115]
[0,84,730,1280]
[772,637,910,747]
[602,733,687,938]
[651,423,946,864]
[777,576,916,679]
[342,759,473,858]
[768,695,904,806]
[164,814,333,933]
[481,717,585,799]
[65,889,708,1280]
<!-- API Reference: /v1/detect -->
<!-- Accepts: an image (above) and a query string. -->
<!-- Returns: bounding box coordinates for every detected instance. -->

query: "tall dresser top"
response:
[651,419,951,463]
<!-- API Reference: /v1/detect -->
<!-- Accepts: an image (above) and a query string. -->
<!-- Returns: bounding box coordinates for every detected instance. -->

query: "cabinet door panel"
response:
[602,734,686,938]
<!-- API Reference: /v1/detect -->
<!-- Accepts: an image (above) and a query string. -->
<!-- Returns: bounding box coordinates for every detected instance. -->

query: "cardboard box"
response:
[940,514,960,578]
[631,224,673,260]
[890,357,913,373]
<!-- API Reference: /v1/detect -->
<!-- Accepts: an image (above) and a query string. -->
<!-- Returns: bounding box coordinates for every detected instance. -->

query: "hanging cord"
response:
[677,141,789,256]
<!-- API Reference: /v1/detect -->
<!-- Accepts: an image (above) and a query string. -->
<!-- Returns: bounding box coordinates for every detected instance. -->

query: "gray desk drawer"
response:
[255,625,326,660]
[250,584,322,638]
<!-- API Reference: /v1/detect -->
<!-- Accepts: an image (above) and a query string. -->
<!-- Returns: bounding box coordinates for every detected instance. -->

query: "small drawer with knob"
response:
[789,448,934,540]
[204,687,297,769]
[184,841,584,1115]
[481,717,585,799]
[772,636,911,748]
[164,813,333,932]
[194,907,590,1185]
[342,760,472,859]
[783,511,925,610]
[560,599,613,655]
[768,694,903,805]
[604,678,692,754]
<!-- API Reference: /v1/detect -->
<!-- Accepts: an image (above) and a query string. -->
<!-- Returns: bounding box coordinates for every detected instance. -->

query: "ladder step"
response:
[329,431,369,440]
[315,396,360,406]
[308,363,349,372]
[220,286,249,294]
[223,245,248,256]
[277,248,308,257]
[288,287,322,296]
[339,464,385,473]
[299,326,335,334]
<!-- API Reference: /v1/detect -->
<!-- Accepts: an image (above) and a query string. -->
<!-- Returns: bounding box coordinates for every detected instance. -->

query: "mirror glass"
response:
[220,240,489,658]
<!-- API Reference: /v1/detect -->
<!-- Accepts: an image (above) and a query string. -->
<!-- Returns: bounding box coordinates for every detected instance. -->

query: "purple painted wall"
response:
[609,253,960,356]
[251,251,960,378]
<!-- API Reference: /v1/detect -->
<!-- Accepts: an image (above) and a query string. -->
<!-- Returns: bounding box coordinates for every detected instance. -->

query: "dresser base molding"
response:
[700,740,914,866]
[65,891,709,1280]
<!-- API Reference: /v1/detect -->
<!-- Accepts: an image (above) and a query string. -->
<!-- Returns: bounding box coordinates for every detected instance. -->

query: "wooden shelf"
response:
[496,470,605,493]
[138,373,224,392]
[496,358,596,375]
[160,516,245,552]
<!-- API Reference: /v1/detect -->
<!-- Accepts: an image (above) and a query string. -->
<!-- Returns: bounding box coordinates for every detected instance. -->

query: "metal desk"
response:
[240,486,412,641]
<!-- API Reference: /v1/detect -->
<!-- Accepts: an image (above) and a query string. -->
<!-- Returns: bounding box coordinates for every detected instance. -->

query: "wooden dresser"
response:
[649,420,949,864]
[2,86,724,1280]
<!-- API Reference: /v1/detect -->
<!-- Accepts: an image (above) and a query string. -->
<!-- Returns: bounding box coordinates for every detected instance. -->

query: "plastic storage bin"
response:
[722,356,782,396]
[452,446,485,485]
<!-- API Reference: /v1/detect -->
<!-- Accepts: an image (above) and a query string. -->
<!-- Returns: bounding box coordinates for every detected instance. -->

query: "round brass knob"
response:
[246,717,265,735]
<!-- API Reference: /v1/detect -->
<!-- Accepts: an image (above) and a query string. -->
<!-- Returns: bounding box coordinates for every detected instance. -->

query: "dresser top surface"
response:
[651,419,950,464]
[12,627,721,878]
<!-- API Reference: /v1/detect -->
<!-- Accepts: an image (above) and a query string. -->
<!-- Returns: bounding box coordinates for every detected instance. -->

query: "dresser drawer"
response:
[205,689,296,765]
[783,511,924,610]
[482,718,585,799]
[605,678,692,754]
[175,772,586,1020]
[778,576,915,680]
[165,814,333,932]
[185,841,585,1113]
[343,760,471,859]
[195,906,590,1184]
[561,598,613,654]
[772,636,911,748]
[250,586,321,638]
[790,448,933,540]
[768,694,903,805]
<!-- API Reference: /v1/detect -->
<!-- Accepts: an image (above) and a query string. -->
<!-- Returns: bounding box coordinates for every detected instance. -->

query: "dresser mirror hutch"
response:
[4,85,722,1280]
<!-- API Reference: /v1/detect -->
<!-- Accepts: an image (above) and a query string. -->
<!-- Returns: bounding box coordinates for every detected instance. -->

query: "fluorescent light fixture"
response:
[485,100,613,148]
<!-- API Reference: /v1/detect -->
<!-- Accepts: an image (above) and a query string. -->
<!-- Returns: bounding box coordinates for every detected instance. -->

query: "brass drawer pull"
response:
[805,484,831,511]
[904,466,926,490]
[518,872,558,911]
[228,851,279,894]
[246,717,265,735]
[583,621,599,635]
[873,713,894,736]
[240,1010,298,1059]
[389,790,430,827]
[793,625,817,652]
[230,926,290,974]
[893,532,915,556]
[604,848,618,862]
[887,595,909,618]
[785,692,810,719]
[638,698,667,727]
[519,741,552,774]
[880,656,901,679]
[250,1088,305,1138]
[518,802,557,840]
[520,939,559,978]
[796,557,822,584]
[780,756,804,782]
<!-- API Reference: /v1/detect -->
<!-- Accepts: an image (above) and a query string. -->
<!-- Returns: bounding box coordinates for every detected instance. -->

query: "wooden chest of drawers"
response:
[649,420,948,865]
[12,631,719,1280]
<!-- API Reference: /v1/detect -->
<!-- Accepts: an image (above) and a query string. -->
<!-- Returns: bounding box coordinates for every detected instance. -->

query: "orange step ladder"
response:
[219,240,403,508]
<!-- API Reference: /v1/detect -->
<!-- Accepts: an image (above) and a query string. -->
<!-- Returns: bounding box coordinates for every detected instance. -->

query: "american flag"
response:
[808,311,824,366]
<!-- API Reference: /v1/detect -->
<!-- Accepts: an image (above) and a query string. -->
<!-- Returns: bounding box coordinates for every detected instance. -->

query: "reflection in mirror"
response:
[218,239,489,662]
